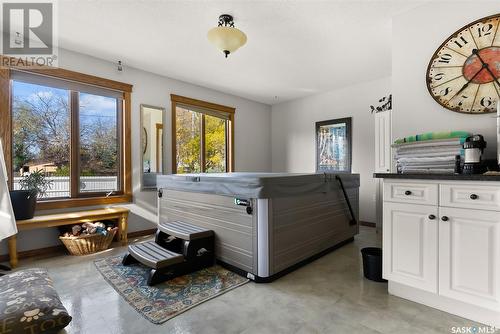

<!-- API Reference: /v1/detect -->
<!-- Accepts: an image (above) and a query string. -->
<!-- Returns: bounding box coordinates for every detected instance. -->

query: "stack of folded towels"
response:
[393,131,471,174]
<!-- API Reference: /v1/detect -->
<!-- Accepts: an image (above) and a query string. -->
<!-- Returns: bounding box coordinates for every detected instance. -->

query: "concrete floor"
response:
[15,226,481,334]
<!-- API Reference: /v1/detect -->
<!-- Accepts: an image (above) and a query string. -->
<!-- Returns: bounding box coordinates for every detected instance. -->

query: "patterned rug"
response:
[94,255,249,324]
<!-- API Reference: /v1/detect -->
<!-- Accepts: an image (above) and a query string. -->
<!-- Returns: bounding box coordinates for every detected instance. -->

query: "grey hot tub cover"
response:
[157,172,360,198]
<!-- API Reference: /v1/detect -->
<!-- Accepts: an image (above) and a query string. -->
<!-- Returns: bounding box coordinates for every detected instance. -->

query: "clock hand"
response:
[456,65,485,95]
[472,49,500,88]
[447,65,486,104]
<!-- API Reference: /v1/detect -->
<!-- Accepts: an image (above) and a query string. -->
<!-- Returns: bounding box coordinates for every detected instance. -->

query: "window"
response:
[1,64,133,209]
[12,81,71,198]
[171,95,234,174]
[78,93,121,194]
[315,117,352,173]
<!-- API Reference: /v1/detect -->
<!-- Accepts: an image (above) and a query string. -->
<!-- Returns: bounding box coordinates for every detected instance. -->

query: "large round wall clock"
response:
[426,13,500,114]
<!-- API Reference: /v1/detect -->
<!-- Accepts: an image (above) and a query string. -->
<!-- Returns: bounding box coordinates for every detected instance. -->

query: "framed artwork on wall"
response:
[316,117,352,173]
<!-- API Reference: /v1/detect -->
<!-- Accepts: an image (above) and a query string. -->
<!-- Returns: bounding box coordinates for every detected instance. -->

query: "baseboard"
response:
[0,245,66,263]
[127,229,156,238]
[0,229,157,263]
[359,221,376,227]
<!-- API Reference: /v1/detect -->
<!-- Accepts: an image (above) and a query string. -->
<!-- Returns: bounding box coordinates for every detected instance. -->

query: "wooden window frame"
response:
[0,55,133,210]
[170,94,235,173]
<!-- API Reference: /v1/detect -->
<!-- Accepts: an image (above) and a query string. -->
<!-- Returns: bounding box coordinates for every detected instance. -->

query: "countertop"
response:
[373,173,500,181]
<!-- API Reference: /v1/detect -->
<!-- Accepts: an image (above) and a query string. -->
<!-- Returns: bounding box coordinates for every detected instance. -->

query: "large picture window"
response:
[171,95,234,174]
[1,63,133,209]
[12,81,71,198]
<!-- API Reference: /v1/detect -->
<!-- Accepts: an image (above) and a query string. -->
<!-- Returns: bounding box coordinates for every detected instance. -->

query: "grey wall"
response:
[2,48,272,255]
[392,2,500,159]
[270,2,500,224]
[271,77,391,223]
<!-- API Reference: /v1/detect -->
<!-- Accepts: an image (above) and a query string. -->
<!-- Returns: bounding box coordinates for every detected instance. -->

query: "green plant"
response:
[19,170,53,197]
[54,165,70,176]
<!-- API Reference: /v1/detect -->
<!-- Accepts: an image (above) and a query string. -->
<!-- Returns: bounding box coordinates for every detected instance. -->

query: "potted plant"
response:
[9,170,53,220]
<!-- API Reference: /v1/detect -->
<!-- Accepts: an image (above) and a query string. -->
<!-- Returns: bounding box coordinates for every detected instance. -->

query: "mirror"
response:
[141,104,165,190]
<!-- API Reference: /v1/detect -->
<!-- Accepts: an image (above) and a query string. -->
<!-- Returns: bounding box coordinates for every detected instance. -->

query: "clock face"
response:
[426,14,500,114]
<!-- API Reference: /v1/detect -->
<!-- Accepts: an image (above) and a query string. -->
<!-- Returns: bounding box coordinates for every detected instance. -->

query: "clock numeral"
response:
[454,36,469,48]
[438,53,452,63]
[433,72,445,81]
[440,87,452,96]
[477,24,493,37]
[480,96,493,108]
[457,95,468,107]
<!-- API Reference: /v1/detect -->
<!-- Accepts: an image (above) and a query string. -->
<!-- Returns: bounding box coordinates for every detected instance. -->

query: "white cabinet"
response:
[383,181,438,206]
[381,178,500,326]
[383,202,438,292]
[440,184,500,211]
[439,207,500,311]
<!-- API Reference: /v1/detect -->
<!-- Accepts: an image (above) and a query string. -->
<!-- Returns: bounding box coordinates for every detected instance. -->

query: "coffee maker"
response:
[462,135,487,174]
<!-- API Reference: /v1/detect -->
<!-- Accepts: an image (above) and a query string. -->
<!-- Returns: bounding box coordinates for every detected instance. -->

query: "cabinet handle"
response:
[428,214,436,220]
[470,194,478,200]
[441,216,449,221]
[404,190,412,195]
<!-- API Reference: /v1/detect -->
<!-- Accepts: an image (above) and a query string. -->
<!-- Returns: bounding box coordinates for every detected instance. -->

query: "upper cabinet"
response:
[374,110,392,173]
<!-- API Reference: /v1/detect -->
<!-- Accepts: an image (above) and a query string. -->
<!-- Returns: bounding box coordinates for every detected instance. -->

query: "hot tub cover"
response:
[157,172,360,198]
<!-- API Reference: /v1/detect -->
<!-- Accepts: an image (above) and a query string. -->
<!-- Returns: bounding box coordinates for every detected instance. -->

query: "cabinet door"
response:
[383,202,438,292]
[439,207,500,311]
[374,110,392,173]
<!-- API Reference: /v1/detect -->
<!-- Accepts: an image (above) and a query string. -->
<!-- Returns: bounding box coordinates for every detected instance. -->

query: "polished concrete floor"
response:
[15,226,481,334]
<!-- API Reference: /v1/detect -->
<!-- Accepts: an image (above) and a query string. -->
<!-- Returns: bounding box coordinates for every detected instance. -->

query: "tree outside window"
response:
[12,80,122,199]
[172,96,234,174]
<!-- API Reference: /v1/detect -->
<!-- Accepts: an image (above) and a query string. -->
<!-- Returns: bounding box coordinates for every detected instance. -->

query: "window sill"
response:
[35,194,133,211]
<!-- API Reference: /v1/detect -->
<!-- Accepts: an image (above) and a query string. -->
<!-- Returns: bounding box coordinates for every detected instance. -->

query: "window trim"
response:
[0,56,133,210]
[170,94,235,173]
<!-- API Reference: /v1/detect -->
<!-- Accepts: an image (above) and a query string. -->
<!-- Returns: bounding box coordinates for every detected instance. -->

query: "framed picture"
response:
[316,117,352,173]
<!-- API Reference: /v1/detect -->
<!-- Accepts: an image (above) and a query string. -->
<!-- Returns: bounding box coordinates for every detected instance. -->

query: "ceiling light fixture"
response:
[207,14,247,58]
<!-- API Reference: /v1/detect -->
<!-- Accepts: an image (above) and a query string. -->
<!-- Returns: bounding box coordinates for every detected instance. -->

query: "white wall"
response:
[271,77,391,223]
[2,48,272,255]
[393,2,500,159]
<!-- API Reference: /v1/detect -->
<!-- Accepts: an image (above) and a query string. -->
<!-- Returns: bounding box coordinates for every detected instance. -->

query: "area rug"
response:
[94,255,249,324]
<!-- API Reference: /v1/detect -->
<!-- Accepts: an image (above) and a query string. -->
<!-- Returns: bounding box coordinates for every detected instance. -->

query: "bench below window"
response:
[7,207,129,268]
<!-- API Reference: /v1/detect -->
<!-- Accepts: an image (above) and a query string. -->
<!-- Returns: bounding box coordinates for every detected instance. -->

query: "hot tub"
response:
[157,172,360,282]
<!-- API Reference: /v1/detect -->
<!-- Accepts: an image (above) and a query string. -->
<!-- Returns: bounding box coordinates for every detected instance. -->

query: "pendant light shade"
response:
[207,14,247,58]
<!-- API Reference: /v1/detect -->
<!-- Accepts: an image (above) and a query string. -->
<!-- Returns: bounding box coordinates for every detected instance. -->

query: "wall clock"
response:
[426,13,500,114]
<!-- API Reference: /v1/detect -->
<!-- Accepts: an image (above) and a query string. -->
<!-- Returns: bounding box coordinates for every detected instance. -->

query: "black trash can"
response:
[361,247,387,282]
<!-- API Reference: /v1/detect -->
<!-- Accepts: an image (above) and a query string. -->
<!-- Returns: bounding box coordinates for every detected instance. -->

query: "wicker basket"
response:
[59,227,118,256]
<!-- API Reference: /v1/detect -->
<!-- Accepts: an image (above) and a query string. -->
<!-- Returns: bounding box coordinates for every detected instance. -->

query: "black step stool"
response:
[122,221,215,286]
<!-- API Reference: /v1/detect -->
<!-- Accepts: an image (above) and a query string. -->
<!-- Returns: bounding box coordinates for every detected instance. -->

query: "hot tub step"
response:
[158,221,214,240]
[127,241,184,269]
[123,221,215,286]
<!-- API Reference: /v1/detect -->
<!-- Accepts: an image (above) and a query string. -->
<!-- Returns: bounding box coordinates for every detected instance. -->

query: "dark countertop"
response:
[373,173,500,181]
